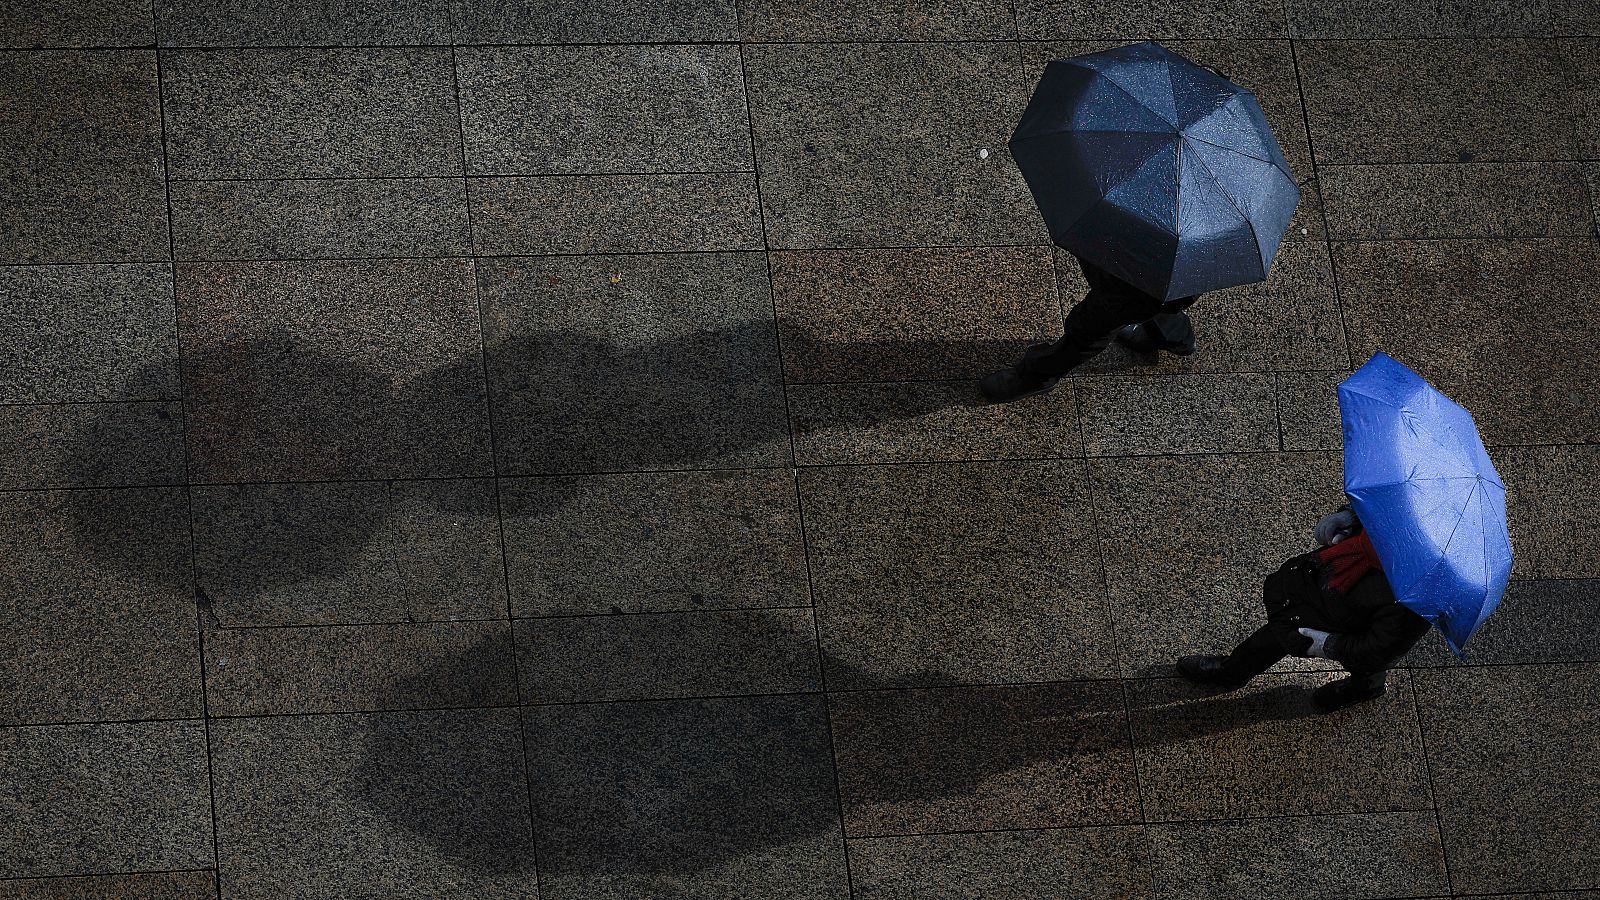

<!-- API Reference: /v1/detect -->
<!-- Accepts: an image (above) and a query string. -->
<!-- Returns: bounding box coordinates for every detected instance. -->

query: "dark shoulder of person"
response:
[1345,567,1428,626]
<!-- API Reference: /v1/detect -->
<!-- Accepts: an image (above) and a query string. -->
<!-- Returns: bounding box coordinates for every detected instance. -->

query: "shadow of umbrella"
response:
[354,612,1320,887]
[59,332,399,596]
[60,321,1015,602]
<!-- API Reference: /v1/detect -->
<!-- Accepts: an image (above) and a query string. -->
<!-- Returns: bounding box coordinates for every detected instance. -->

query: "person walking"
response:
[1174,506,1431,713]
[979,257,1198,402]
[995,46,1299,404]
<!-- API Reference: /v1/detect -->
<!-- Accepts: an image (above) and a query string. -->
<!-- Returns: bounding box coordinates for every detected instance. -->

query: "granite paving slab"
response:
[1128,673,1431,821]
[1285,0,1553,37]
[0,721,212,877]
[456,45,751,176]
[1065,241,1347,376]
[1090,451,1345,676]
[1496,443,1600,580]
[190,478,505,626]
[829,683,1141,834]
[1416,663,1600,894]
[161,49,462,179]
[157,0,449,45]
[739,0,1014,40]
[1556,0,1600,34]
[771,247,1060,383]
[0,0,154,47]
[0,401,184,489]
[0,51,166,264]
[1564,39,1600,159]
[1146,811,1448,899]
[210,709,537,899]
[469,174,761,256]
[0,488,199,725]
[451,0,737,43]
[1275,370,1348,451]
[169,178,471,261]
[787,379,1082,466]
[1335,239,1600,446]
[800,460,1119,688]
[1404,578,1600,667]
[1296,39,1579,164]
[1319,163,1593,240]
[526,695,849,900]
[516,608,821,704]
[1,264,176,403]
[850,816,1449,900]
[204,620,517,716]
[745,42,1038,248]
[846,826,1151,899]
[1587,164,1600,231]
[499,469,807,616]
[1076,374,1279,456]
[177,260,491,482]
[1020,39,1322,243]
[0,871,218,899]
[1464,894,1600,899]
[478,252,789,474]
[1013,0,1288,38]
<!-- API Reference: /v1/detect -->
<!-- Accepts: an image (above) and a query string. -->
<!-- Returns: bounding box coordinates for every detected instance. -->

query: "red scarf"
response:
[1319,530,1381,596]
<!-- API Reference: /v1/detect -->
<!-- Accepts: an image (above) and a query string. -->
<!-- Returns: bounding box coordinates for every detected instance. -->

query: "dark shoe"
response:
[1115,323,1195,356]
[1311,677,1386,713]
[1176,654,1246,689]
[978,366,1059,403]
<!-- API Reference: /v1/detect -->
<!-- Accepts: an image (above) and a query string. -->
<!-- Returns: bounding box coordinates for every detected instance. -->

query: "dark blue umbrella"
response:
[1010,41,1300,301]
[1339,352,1512,654]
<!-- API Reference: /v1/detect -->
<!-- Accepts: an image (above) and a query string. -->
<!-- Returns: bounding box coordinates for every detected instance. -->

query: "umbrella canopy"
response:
[1339,352,1512,654]
[1010,41,1300,302]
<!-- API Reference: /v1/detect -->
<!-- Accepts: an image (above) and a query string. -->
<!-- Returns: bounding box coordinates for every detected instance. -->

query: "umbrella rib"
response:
[1184,133,1299,186]
[1392,479,1479,603]
[1475,483,1494,641]
[1082,73,1180,133]
[1350,474,1482,491]
[1180,134,1274,166]
[1183,143,1264,278]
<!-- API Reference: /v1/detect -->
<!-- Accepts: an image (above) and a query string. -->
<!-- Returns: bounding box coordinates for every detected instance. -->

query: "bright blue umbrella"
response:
[1009,41,1300,302]
[1339,352,1512,654]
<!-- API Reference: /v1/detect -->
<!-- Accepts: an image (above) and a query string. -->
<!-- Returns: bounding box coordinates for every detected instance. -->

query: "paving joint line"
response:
[737,29,857,894]
[7,437,1600,495]
[1408,674,1458,894]
[449,30,548,894]
[149,21,225,895]
[1288,38,1354,369]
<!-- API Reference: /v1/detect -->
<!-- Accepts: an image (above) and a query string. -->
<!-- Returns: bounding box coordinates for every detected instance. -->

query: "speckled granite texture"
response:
[2,2,1596,896]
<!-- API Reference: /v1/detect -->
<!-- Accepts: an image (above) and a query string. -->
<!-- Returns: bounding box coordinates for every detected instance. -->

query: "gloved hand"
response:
[1298,627,1335,658]
[1314,509,1358,547]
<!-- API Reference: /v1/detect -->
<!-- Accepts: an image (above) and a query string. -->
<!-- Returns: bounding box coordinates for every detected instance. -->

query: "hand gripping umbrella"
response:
[1339,352,1513,654]
[1010,41,1300,302]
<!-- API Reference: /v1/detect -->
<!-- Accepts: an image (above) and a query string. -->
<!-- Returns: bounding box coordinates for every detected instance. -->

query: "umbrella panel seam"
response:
[1179,142,1264,282]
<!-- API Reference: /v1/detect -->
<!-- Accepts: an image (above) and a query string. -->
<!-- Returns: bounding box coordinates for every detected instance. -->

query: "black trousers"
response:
[1018,258,1199,379]
[1223,624,1389,691]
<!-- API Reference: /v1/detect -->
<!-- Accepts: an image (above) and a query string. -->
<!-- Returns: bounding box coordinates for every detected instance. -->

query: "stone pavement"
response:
[2,1,1598,897]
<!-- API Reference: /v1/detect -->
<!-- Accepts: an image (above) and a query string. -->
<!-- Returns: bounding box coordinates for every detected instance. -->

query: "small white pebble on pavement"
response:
[977,148,990,159]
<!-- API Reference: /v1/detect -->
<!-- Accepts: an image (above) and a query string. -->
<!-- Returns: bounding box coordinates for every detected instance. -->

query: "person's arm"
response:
[1322,603,1432,671]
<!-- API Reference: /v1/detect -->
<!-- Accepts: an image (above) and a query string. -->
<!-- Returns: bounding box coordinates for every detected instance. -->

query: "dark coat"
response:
[1262,551,1431,673]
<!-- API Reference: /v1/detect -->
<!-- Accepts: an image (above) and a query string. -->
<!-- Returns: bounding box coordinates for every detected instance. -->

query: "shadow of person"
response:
[354,613,1320,889]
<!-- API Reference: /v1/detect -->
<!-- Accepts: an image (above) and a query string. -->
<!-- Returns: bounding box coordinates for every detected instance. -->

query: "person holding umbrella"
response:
[1176,505,1432,712]
[981,42,1301,402]
[1176,353,1514,712]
